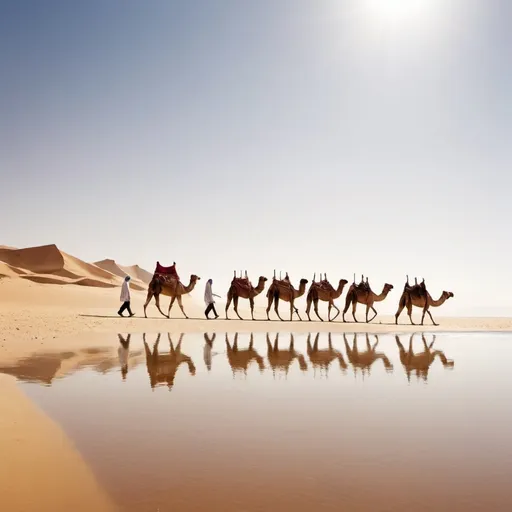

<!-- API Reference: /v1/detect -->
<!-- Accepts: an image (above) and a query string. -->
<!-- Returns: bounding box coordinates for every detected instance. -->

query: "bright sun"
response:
[360,0,444,30]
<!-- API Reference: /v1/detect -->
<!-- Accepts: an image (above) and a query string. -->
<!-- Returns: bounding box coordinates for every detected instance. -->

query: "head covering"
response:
[125,275,131,282]
[208,278,213,284]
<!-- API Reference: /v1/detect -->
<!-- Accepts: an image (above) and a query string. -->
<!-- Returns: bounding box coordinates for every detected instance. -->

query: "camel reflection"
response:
[343,333,393,376]
[143,333,196,390]
[395,333,454,382]
[306,333,347,377]
[225,333,265,376]
[266,333,307,377]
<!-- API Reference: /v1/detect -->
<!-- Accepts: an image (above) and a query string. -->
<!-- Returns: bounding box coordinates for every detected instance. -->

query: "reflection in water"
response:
[343,333,394,376]
[225,333,265,376]
[306,332,347,377]
[8,332,510,512]
[396,333,454,382]
[266,333,307,377]
[143,333,196,390]
[0,345,143,384]
[203,332,220,372]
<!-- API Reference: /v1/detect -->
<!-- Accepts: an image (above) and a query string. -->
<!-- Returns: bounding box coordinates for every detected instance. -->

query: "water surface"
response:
[2,331,511,511]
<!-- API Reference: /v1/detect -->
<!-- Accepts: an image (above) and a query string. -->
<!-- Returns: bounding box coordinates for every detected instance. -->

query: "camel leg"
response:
[407,302,415,325]
[225,293,233,320]
[294,303,302,321]
[395,302,405,325]
[167,296,176,318]
[176,295,189,319]
[315,299,324,322]
[368,306,378,323]
[331,302,340,322]
[342,297,351,322]
[352,300,358,323]
[426,309,438,326]
[233,296,243,320]
[289,333,294,350]
[143,289,154,318]
[249,297,255,321]
[306,299,312,321]
[154,293,168,318]
[290,300,294,321]
[266,294,273,320]
[274,295,284,321]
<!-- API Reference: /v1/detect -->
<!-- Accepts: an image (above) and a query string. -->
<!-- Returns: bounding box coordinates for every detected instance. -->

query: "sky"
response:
[1,0,511,316]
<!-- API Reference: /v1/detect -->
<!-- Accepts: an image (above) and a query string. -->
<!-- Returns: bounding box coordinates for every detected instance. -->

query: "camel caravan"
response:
[143,262,454,325]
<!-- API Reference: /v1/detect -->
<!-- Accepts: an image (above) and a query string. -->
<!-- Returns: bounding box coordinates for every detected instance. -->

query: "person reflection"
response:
[143,333,196,390]
[225,332,265,377]
[266,332,307,377]
[306,332,347,377]
[395,333,454,382]
[117,333,131,380]
[343,333,393,377]
[203,333,219,372]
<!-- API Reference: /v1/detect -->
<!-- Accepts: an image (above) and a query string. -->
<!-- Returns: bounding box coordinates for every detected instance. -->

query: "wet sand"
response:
[0,374,115,512]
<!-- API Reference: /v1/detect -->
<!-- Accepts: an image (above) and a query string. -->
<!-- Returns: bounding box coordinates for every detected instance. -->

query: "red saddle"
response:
[154,261,179,280]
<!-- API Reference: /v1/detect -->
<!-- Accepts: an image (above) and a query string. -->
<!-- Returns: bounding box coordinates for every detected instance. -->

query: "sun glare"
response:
[360,0,444,31]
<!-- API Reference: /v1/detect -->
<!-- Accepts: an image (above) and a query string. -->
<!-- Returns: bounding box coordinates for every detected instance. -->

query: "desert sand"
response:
[1,243,511,511]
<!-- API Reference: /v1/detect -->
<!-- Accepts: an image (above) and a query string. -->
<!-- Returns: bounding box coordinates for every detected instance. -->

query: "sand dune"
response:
[0,245,150,291]
[119,264,153,284]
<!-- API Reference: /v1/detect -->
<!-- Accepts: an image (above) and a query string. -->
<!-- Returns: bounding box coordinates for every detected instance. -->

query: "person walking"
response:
[118,275,135,317]
[204,278,221,319]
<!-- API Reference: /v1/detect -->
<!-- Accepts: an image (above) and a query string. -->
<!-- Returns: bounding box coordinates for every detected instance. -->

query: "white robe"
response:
[120,280,131,302]
[204,282,214,305]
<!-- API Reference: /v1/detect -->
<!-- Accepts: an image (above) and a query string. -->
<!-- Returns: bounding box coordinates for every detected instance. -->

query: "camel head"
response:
[190,274,201,283]
[339,279,349,286]
[258,276,268,283]
[383,283,394,293]
[443,291,454,299]
[300,278,309,285]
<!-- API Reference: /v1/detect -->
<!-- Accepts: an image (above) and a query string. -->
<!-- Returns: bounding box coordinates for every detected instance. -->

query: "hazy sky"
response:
[1,1,511,315]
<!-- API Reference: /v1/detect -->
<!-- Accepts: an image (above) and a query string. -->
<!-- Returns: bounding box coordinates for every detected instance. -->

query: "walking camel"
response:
[342,276,394,323]
[143,273,201,319]
[395,276,454,326]
[343,333,393,376]
[225,271,268,320]
[306,332,347,377]
[143,333,196,390]
[305,273,348,322]
[395,333,454,382]
[266,271,308,321]
[266,333,307,376]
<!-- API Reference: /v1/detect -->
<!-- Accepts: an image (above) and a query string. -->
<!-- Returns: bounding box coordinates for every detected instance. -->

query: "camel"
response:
[305,273,348,322]
[395,276,454,326]
[306,332,347,377]
[143,273,201,319]
[143,333,196,390]
[343,333,393,376]
[266,271,308,321]
[225,333,265,376]
[266,333,307,376]
[225,271,268,320]
[395,333,454,382]
[342,277,394,323]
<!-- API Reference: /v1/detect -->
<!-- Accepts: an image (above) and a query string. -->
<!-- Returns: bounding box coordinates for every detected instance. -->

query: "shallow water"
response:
[3,331,512,511]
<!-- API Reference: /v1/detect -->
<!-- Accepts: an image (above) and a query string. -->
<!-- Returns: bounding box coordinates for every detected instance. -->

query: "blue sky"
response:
[1,1,511,315]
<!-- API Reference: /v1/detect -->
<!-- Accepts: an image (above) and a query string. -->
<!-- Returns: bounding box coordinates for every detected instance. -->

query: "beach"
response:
[1,246,511,511]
